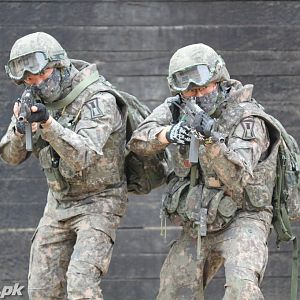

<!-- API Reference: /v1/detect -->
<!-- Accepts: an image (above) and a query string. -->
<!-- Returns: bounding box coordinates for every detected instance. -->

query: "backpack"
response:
[269,116,300,300]
[108,89,168,194]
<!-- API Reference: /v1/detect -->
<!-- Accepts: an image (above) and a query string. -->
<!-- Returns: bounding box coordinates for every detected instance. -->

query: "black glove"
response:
[27,103,50,123]
[193,111,215,138]
[166,121,191,145]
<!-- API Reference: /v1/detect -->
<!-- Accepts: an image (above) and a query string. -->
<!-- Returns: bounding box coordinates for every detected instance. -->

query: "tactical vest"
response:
[33,73,127,201]
[35,70,167,199]
[162,97,281,233]
[202,98,281,210]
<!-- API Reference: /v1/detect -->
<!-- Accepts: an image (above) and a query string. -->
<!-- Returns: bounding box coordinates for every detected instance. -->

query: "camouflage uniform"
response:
[1,33,127,300]
[129,79,279,300]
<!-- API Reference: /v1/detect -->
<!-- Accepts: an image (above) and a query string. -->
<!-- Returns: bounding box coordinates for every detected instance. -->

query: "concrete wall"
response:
[0,1,299,299]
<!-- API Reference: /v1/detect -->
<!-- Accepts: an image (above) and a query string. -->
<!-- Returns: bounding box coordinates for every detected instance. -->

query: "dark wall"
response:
[0,1,299,299]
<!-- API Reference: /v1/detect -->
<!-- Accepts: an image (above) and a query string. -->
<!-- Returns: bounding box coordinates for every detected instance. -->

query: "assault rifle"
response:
[179,98,225,163]
[17,88,37,151]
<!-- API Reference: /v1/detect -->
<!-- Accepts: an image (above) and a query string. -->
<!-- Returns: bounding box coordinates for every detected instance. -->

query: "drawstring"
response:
[160,210,167,240]
[197,225,201,259]
[61,106,67,116]
[73,108,82,124]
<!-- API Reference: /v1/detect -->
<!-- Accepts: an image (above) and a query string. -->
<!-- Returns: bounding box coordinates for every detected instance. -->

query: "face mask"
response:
[191,84,228,117]
[32,68,63,103]
[194,88,219,114]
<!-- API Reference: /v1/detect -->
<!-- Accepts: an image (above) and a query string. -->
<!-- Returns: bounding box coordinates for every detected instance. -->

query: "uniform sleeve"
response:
[0,116,29,165]
[128,101,173,156]
[40,92,123,172]
[204,116,270,195]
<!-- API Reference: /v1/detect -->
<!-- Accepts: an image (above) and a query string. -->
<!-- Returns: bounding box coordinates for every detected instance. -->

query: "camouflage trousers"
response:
[156,212,272,300]
[28,213,120,300]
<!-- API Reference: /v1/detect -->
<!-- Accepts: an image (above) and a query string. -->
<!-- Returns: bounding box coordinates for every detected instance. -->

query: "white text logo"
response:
[0,284,24,298]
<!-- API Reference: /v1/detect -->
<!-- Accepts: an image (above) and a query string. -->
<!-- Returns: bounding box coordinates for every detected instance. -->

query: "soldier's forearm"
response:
[41,119,101,171]
[156,126,171,144]
[204,142,250,194]
[128,125,170,156]
[128,138,167,157]
[0,128,28,165]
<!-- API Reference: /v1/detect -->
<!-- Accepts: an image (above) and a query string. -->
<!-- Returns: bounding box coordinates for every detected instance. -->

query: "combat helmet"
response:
[167,43,230,95]
[5,32,70,84]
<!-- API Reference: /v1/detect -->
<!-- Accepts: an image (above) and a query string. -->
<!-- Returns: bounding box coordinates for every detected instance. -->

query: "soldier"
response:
[128,43,281,299]
[0,32,128,299]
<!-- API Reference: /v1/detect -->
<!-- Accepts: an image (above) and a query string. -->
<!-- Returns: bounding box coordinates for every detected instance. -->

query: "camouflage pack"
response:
[72,68,168,194]
[269,116,299,300]
[104,89,168,194]
[215,105,300,300]
[43,65,168,195]
[270,115,300,241]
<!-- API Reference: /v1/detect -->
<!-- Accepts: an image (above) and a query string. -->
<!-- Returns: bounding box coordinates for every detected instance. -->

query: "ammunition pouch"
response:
[39,145,70,195]
[202,186,238,233]
[161,176,205,227]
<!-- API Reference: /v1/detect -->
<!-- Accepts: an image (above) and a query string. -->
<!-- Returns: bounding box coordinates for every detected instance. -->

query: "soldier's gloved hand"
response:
[193,111,215,138]
[27,103,50,124]
[166,121,191,145]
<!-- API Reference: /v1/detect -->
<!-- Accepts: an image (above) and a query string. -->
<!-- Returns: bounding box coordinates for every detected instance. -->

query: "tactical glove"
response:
[193,111,215,138]
[27,103,50,124]
[166,121,191,145]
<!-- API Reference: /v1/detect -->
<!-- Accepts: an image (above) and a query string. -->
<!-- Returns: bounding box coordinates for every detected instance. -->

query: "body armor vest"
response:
[163,94,281,233]
[33,66,127,201]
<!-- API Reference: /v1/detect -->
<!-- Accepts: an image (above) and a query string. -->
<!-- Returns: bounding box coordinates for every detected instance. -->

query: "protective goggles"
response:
[5,51,55,81]
[169,64,215,92]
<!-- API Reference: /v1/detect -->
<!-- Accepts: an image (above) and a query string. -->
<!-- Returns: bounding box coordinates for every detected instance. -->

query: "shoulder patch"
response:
[85,98,104,119]
[241,117,255,140]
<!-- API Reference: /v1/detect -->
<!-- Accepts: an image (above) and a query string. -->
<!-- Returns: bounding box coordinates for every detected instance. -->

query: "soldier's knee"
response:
[28,287,67,300]
[224,277,264,300]
[28,267,67,300]
[67,261,103,300]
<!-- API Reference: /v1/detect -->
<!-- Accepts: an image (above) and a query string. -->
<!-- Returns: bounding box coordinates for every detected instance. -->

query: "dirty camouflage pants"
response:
[156,213,271,300]
[28,213,120,300]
